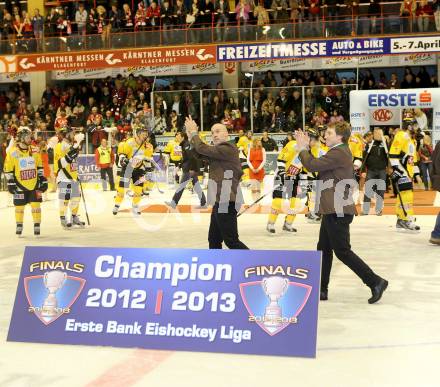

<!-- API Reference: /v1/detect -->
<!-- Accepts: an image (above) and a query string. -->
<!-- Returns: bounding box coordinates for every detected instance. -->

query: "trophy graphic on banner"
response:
[41,270,67,317]
[262,276,289,328]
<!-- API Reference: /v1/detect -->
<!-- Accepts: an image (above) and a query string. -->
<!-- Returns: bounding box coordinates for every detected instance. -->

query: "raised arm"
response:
[299,148,342,173]
[191,135,236,161]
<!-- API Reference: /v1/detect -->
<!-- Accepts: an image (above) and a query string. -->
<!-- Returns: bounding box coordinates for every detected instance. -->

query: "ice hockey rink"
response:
[0,187,439,387]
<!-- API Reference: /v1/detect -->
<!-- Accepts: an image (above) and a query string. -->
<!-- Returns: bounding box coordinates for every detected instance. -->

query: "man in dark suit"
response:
[295,121,388,304]
[430,140,440,245]
[185,116,249,250]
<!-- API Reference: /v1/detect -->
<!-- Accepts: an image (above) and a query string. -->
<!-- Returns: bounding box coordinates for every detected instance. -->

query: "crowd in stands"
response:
[0,67,436,192]
[0,67,437,145]
[1,0,440,52]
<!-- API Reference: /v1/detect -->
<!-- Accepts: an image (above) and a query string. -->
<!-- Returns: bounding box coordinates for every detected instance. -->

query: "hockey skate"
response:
[306,212,321,223]
[396,219,420,233]
[34,223,41,236]
[16,223,23,236]
[132,206,141,216]
[266,223,276,234]
[283,221,297,233]
[72,215,85,228]
[165,200,177,209]
[60,217,72,229]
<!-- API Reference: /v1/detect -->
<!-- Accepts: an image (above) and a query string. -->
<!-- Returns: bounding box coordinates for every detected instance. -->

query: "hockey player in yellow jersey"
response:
[54,127,86,229]
[236,130,252,184]
[113,127,153,216]
[348,132,364,179]
[266,135,302,234]
[4,128,47,236]
[302,127,327,223]
[164,132,183,186]
[389,120,420,232]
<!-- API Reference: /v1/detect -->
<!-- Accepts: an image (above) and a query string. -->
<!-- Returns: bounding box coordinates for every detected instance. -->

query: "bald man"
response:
[185,118,249,249]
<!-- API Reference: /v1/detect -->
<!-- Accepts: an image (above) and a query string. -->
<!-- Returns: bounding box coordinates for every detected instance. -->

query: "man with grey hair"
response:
[185,117,249,249]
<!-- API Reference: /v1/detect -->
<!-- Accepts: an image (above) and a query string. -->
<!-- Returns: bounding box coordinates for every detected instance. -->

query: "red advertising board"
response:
[15,46,216,72]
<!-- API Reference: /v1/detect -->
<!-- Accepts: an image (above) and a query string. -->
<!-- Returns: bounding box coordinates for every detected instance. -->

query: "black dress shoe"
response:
[320,290,328,301]
[368,278,388,304]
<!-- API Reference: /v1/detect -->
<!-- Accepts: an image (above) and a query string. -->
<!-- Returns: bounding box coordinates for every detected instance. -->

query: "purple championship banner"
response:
[8,247,321,358]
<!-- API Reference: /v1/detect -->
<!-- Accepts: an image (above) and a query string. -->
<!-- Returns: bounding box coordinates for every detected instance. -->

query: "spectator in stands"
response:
[308,0,321,35]
[416,0,433,32]
[109,4,123,33]
[32,9,44,50]
[122,3,134,31]
[324,0,340,36]
[146,1,161,31]
[272,0,289,23]
[97,5,110,47]
[401,0,416,32]
[161,0,174,43]
[367,0,381,34]
[215,0,230,41]
[174,0,187,29]
[45,8,58,37]
[260,130,277,151]
[76,3,88,45]
[434,0,440,31]
[188,0,201,43]
[235,0,250,39]
[210,95,224,125]
[401,72,416,88]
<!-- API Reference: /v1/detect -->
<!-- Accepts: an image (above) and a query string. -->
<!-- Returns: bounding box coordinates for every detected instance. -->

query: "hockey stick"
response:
[78,177,91,226]
[237,184,282,217]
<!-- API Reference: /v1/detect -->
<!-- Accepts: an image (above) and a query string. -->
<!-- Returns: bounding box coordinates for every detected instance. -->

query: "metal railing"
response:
[1,3,438,54]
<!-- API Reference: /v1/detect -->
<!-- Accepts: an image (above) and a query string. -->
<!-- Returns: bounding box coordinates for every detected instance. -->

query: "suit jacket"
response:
[299,143,356,215]
[432,141,440,192]
[191,135,243,205]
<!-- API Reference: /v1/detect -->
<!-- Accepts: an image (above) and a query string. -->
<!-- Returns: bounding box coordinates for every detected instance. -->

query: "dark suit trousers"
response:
[318,214,379,291]
[208,202,249,249]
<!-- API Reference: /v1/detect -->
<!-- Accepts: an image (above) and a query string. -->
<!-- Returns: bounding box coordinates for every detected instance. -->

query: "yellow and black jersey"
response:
[348,134,363,163]
[278,140,302,176]
[54,140,78,181]
[164,139,182,162]
[119,137,153,168]
[389,130,416,177]
[236,135,250,156]
[4,145,43,191]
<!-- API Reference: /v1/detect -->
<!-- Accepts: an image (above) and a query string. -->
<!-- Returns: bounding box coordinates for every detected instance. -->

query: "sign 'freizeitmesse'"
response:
[8,247,321,358]
[8,34,440,72]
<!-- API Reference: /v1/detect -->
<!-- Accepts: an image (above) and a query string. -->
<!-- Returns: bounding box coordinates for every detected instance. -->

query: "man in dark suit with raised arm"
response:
[184,116,249,250]
[295,122,388,304]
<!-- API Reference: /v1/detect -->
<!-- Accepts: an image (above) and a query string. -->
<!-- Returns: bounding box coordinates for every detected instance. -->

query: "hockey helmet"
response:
[307,127,319,139]
[16,126,32,144]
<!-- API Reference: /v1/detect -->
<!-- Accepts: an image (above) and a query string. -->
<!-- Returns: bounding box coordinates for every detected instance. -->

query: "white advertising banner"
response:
[369,108,401,126]
[0,72,30,83]
[241,54,437,72]
[52,64,221,80]
[391,36,440,54]
[350,88,440,144]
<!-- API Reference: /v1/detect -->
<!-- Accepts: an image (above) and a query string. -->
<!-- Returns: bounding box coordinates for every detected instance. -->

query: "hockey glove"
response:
[275,168,285,185]
[119,155,129,168]
[65,147,79,163]
[38,176,48,193]
[7,179,16,194]
[390,166,405,182]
